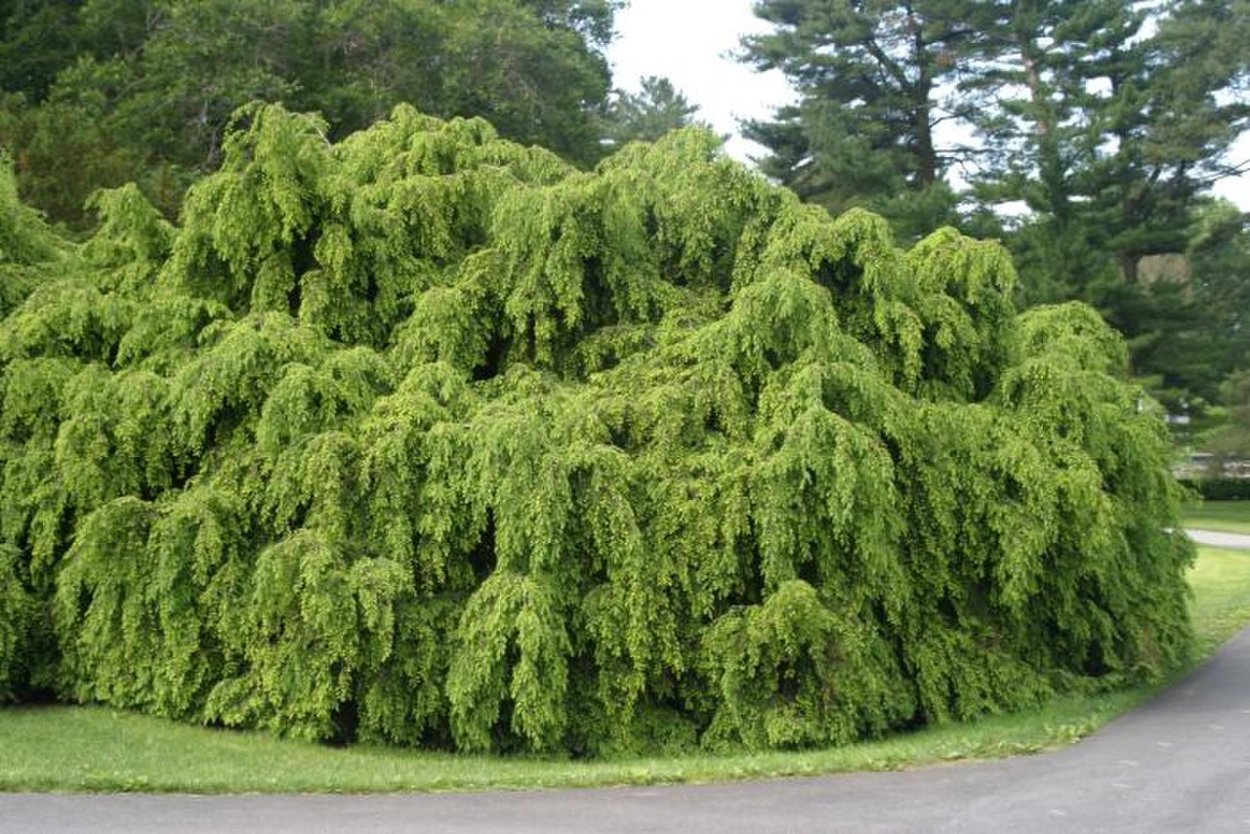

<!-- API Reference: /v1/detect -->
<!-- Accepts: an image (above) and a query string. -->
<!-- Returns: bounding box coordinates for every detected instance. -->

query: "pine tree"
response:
[740,0,995,239]
[742,0,1249,405]
[965,0,1249,296]
[601,76,704,146]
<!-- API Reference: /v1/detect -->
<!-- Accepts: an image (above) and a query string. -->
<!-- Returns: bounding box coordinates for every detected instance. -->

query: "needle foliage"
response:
[0,104,1193,755]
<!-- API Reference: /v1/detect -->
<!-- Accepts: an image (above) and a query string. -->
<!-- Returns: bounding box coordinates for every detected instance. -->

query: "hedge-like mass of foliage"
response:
[0,105,1194,754]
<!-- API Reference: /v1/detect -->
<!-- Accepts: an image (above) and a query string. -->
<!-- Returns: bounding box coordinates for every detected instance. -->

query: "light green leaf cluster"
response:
[0,105,1192,753]
[0,155,65,318]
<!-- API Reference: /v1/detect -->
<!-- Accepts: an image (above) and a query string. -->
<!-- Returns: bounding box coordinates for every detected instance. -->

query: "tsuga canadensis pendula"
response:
[0,104,1193,755]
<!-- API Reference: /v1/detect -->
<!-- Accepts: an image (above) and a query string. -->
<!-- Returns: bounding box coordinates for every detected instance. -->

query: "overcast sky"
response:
[606,0,1249,209]
[605,0,794,163]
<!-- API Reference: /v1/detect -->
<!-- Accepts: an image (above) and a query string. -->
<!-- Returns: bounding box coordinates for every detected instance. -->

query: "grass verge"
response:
[2,546,1248,795]
[1182,500,1250,535]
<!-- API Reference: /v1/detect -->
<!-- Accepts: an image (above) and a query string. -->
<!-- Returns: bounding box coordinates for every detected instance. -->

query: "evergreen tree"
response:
[1188,201,1250,379]
[740,0,992,239]
[964,0,1249,296]
[984,1,1248,404]
[744,0,1249,403]
[0,105,1193,752]
[1204,368,1250,471]
[601,76,704,146]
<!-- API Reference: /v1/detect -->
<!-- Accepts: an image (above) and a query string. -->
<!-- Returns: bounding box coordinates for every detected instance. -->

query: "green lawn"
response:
[2,546,1248,795]
[1188,545,1250,654]
[1182,500,1250,535]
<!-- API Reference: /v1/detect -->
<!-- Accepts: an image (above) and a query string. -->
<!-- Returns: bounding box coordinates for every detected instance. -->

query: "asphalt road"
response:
[4,623,1250,833]
[1188,529,1250,550]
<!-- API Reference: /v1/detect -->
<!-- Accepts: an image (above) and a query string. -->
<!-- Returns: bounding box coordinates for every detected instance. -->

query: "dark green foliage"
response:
[0,0,617,226]
[1180,479,1250,501]
[740,0,978,239]
[1,156,64,318]
[0,0,83,100]
[0,542,35,700]
[0,105,1193,751]
[601,76,704,147]
[1203,369,1250,470]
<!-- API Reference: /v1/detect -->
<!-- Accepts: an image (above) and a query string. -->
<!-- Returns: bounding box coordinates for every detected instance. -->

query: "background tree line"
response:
[0,0,699,225]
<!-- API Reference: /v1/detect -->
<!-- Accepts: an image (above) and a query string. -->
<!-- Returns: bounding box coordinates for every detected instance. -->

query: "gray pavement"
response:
[1188,528,1250,549]
[4,625,1250,832]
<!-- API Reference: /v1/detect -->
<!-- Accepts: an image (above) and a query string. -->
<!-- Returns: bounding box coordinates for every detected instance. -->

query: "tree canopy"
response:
[0,105,1193,754]
[742,0,1250,412]
[601,75,706,147]
[0,0,619,226]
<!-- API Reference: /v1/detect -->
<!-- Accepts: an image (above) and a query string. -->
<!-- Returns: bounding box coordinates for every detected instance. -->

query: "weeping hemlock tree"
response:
[0,104,1192,754]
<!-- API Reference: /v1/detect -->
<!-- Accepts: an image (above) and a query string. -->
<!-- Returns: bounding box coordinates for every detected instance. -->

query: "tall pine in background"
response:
[741,0,1006,240]
[600,76,705,147]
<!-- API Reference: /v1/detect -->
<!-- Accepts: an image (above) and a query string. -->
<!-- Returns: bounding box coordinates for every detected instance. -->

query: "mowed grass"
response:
[1188,545,1250,653]
[1182,500,1250,535]
[1,546,1248,795]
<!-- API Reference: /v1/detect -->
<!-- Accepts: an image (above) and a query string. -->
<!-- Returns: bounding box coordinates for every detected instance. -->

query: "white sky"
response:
[606,0,1250,210]
[606,0,795,163]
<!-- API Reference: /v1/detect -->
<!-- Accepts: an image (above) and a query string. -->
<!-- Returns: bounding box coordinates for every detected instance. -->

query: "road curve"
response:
[4,626,1250,833]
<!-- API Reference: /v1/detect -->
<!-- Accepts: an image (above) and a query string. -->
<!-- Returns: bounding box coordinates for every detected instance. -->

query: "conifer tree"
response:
[0,105,1193,753]
[743,0,1249,406]
[963,0,1249,296]
[740,0,990,239]
[601,76,704,146]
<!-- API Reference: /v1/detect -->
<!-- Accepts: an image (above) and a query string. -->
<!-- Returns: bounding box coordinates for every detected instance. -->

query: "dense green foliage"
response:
[0,105,1194,754]
[1200,369,1250,469]
[600,76,705,148]
[742,0,975,238]
[0,0,618,226]
[1180,479,1250,501]
[742,0,1250,408]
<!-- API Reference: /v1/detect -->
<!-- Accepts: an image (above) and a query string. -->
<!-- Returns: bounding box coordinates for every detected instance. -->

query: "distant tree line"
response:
[0,0,704,227]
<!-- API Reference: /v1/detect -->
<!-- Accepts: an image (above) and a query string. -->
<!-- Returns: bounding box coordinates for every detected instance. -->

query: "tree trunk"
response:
[1017,28,1067,220]
[1121,252,1140,284]
[909,4,938,187]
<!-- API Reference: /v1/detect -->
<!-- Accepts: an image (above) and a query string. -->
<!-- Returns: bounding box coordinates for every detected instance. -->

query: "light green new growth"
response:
[0,105,1193,755]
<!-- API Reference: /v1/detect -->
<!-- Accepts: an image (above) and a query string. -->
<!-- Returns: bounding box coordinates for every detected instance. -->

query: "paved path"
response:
[5,626,1250,833]
[1188,528,1250,550]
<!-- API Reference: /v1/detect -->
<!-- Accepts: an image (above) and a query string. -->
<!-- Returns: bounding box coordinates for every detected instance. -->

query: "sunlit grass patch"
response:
[1182,500,1250,535]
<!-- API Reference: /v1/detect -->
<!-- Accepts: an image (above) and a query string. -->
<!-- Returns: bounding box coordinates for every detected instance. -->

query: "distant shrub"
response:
[1179,478,1250,501]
